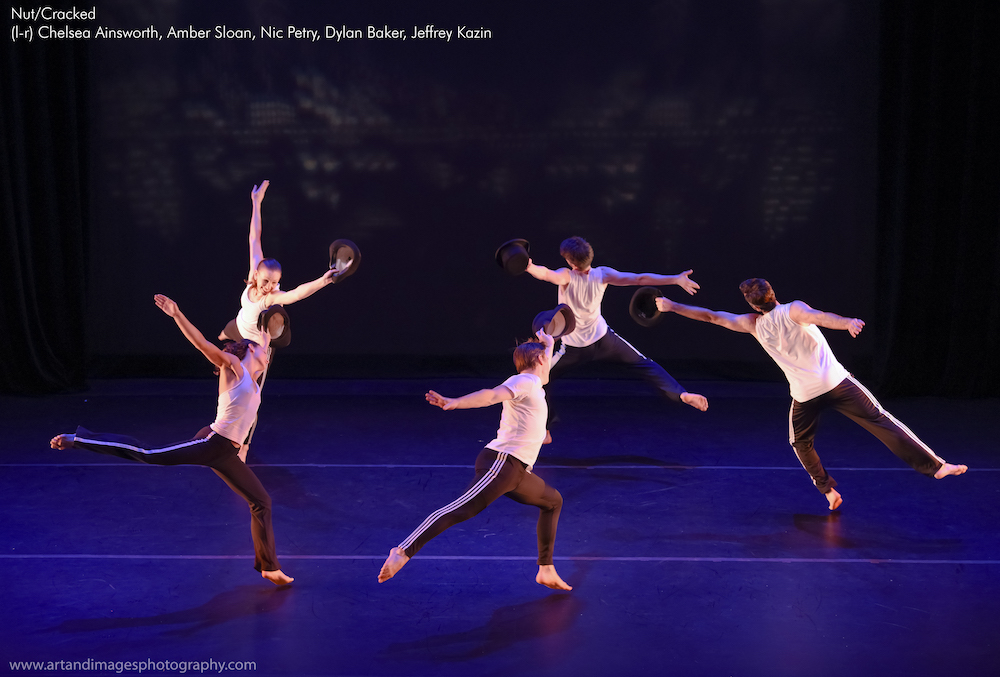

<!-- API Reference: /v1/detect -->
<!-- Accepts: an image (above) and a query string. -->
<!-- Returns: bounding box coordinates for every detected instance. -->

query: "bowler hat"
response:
[531,303,576,338]
[629,287,665,327]
[328,239,361,282]
[495,238,530,276]
[258,305,291,348]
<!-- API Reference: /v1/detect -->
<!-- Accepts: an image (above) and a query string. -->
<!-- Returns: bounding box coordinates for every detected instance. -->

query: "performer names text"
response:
[10,8,493,43]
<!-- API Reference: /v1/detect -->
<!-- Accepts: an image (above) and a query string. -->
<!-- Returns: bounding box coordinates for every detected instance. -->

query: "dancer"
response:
[220,180,340,347]
[524,236,708,442]
[50,294,293,585]
[220,180,343,460]
[379,330,572,591]
[655,278,968,510]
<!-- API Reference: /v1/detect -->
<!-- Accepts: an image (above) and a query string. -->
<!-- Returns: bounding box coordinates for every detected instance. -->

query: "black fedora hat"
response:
[495,238,530,276]
[531,303,577,339]
[629,287,665,327]
[257,305,291,348]
[328,239,361,282]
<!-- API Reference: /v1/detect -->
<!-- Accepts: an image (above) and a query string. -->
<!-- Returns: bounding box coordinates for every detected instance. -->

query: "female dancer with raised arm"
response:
[51,294,294,585]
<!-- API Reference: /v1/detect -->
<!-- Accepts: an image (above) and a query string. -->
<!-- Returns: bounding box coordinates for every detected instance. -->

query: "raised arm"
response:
[154,294,238,369]
[788,300,865,337]
[525,259,571,286]
[426,385,515,411]
[266,268,337,306]
[656,296,757,333]
[247,180,269,280]
[603,267,700,294]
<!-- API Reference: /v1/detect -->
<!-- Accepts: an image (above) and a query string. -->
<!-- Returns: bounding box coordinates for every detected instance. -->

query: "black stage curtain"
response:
[875,0,1000,396]
[1,39,89,394]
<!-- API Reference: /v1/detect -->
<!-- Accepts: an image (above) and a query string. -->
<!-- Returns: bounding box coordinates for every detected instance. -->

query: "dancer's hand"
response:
[535,328,554,350]
[426,390,457,410]
[655,297,674,312]
[674,269,699,295]
[846,318,865,337]
[154,294,179,317]
[251,180,269,204]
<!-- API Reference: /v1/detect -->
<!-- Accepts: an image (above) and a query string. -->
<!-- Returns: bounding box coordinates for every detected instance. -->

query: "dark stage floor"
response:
[3,379,998,677]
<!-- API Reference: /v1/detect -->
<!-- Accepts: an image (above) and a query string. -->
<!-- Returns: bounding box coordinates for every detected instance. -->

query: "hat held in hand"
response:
[629,287,666,327]
[328,239,361,282]
[495,238,530,276]
[258,305,291,348]
[531,303,576,339]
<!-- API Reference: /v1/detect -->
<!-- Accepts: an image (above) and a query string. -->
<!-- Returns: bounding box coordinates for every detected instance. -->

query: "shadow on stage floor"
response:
[3,379,998,677]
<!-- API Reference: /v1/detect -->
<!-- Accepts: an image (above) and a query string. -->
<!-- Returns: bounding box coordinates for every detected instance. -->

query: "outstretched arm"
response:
[247,180,269,280]
[266,268,338,306]
[788,300,865,337]
[426,385,515,410]
[656,296,757,333]
[154,294,238,369]
[525,259,571,286]
[603,267,700,294]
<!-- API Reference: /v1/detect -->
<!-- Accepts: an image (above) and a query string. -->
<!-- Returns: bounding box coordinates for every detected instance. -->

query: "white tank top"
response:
[236,285,268,344]
[752,303,849,402]
[557,266,610,348]
[210,365,262,444]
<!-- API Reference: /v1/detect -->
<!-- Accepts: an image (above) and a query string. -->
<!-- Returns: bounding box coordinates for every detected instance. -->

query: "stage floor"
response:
[3,379,998,677]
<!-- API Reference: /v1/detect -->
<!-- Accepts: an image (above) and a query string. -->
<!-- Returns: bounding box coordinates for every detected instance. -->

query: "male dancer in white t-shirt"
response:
[378,329,572,591]
[525,236,708,442]
[655,278,967,510]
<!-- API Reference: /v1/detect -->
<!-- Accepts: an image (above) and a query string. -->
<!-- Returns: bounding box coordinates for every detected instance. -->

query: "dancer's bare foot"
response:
[681,392,709,411]
[536,565,572,590]
[50,434,75,450]
[378,547,410,583]
[934,463,968,479]
[261,569,294,586]
[238,444,249,463]
[543,430,552,445]
[825,488,843,511]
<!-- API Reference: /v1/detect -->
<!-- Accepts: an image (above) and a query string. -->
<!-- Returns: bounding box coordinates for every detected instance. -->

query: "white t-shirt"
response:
[485,373,547,470]
[751,303,849,402]
[558,266,611,348]
[236,285,268,345]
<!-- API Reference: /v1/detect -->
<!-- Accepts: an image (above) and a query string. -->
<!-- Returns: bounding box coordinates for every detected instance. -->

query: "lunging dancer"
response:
[378,330,572,591]
[524,236,708,443]
[655,278,968,510]
[50,294,294,585]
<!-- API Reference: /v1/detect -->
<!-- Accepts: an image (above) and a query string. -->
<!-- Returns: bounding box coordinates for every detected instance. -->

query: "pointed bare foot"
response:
[378,547,410,583]
[536,565,572,591]
[261,569,294,586]
[825,488,843,511]
[543,430,552,445]
[681,392,709,412]
[238,444,249,463]
[934,463,968,479]
[50,434,75,450]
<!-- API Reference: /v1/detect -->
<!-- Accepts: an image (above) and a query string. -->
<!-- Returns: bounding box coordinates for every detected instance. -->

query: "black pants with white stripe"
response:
[72,427,281,572]
[546,328,686,425]
[398,449,563,565]
[789,377,946,494]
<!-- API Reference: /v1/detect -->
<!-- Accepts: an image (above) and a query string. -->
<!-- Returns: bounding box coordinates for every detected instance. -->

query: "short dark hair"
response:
[739,278,777,312]
[559,236,594,269]
[513,340,546,373]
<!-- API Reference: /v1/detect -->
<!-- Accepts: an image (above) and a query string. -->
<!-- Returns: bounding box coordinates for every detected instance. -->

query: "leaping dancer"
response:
[379,329,572,591]
[220,180,346,460]
[654,278,967,510]
[523,236,709,443]
[51,294,294,585]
